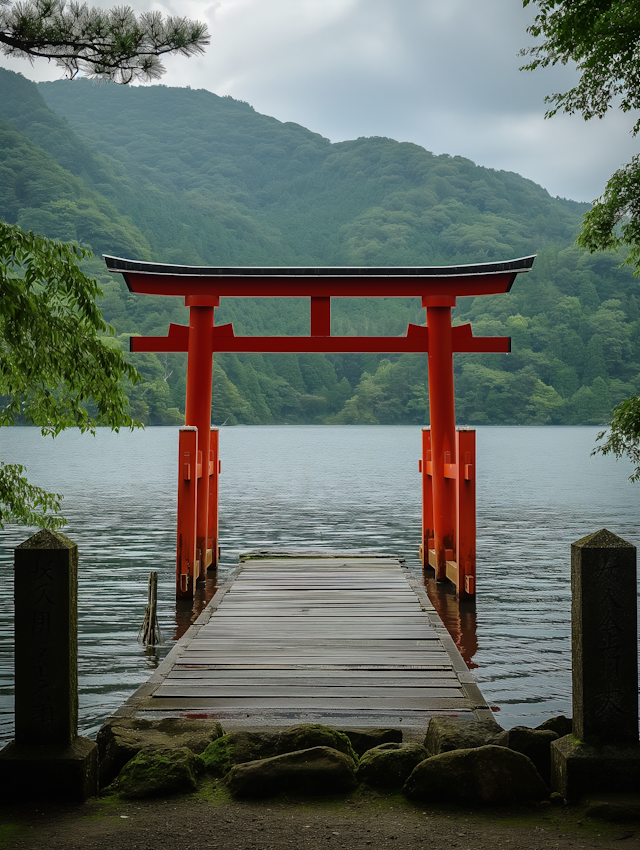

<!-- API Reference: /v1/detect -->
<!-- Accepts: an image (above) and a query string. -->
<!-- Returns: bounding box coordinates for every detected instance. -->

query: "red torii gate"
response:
[105,255,535,599]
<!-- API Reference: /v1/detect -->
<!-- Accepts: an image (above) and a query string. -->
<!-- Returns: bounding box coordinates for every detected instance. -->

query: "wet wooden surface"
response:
[118,556,492,735]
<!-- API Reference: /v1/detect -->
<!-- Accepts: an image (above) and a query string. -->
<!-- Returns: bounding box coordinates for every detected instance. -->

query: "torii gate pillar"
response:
[185,297,216,571]
[175,296,220,597]
[425,295,457,580]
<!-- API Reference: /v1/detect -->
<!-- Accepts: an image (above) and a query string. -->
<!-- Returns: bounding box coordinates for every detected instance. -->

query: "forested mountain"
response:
[1,67,638,426]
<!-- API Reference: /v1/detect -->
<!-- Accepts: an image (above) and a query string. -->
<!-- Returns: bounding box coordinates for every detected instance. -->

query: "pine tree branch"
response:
[0,0,209,83]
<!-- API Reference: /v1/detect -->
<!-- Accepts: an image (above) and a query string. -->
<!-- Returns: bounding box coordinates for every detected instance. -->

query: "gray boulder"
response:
[404,745,549,805]
[493,726,559,785]
[201,724,357,777]
[201,731,274,776]
[227,746,358,799]
[114,746,205,799]
[424,717,502,756]
[357,742,428,789]
[277,725,357,764]
[536,716,572,738]
[339,728,403,756]
[97,717,223,787]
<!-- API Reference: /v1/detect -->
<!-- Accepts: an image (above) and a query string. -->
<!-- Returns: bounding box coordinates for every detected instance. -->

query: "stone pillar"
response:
[551,529,640,799]
[0,529,98,801]
[572,528,638,744]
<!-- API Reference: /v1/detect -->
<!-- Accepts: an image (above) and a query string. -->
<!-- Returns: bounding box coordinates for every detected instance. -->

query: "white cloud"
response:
[1,0,637,201]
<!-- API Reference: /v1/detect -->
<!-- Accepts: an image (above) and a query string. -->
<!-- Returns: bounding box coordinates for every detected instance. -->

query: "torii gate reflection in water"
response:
[106,255,535,599]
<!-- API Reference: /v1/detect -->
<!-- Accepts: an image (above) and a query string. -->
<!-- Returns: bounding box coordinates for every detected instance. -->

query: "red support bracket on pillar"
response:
[177,426,199,599]
[207,427,220,571]
[420,427,476,597]
[456,428,476,596]
[420,428,434,572]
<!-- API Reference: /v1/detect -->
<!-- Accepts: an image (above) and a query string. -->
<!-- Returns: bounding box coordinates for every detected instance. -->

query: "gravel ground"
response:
[2,789,639,850]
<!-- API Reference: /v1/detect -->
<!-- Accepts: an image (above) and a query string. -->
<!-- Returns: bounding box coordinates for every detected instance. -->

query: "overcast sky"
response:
[2,0,638,203]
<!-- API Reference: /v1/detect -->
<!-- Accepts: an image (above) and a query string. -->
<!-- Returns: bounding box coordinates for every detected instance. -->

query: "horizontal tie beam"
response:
[130,322,510,355]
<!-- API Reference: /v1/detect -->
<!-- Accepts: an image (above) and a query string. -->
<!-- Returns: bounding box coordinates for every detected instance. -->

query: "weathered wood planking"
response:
[115,555,492,735]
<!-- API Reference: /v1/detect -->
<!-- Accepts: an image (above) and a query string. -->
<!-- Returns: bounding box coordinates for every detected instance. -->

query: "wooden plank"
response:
[154,687,466,699]
[177,650,452,659]
[172,635,440,644]
[195,640,439,646]
[208,608,430,613]
[165,673,459,684]
[141,697,474,710]
[134,708,477,726]
[172,663,454,671]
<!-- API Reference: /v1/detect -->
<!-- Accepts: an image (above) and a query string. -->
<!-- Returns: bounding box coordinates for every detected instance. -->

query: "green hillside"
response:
[38,77,586,266]
[0,68,637,426]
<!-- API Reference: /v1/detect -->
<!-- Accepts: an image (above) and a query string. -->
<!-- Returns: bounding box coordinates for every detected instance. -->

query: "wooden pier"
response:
[116,555,492,737]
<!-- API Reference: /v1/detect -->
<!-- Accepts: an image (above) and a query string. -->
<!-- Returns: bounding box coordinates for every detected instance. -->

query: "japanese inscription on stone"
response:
[571,529,637,745]
[14,530,78,747]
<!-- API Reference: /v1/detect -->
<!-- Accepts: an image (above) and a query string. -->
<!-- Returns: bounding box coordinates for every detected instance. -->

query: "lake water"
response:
[0,424,638,745]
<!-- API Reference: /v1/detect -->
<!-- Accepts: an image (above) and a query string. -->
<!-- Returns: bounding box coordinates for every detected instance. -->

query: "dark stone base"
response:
[0,736,98,802]
[551,735,640,801]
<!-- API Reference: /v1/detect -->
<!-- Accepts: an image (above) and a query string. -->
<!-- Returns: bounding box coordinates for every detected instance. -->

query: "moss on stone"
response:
[201,736,236,777]
[278,725,358,765]
[201,725,358,778]
[114,746,204,799]
[339,728,402,756]
[98,717,224,787]
[357,743,428,789]
[227,746,358,799]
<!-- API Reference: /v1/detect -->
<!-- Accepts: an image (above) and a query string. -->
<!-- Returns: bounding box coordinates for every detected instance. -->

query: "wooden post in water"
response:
[551,529,640,799]
[0,529,98,801]
[139,571,161,646]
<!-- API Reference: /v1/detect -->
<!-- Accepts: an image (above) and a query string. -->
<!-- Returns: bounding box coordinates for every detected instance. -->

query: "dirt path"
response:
[2,788,639,850]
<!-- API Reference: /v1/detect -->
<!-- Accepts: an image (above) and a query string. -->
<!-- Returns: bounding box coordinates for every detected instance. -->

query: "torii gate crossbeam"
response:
[105,255,535,599]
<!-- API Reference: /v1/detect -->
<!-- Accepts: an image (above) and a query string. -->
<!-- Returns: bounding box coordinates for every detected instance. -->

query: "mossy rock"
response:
[201,732,277,777]
[536,715,572,738]
[357,742,428,789]
[113,746,205,799]
[227,746,358,799]
[338,728,402,756]
[424,717,502,756]
[492,726,559,785]
[277,725,357,765]
[97,717,224,787]
[404,745,549,805]
[201,724,357,777]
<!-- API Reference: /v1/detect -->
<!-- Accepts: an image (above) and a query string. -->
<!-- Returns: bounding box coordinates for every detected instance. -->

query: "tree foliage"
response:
[577,154,640,268]
[521,1,640,130]
[521,0,640,268]
[0,462,66,528]
[0,0,209,83]
[0,222,140,526]
[522,0,640,477]
[593,395,640,481]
